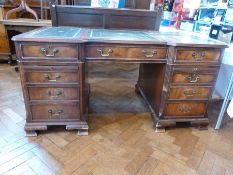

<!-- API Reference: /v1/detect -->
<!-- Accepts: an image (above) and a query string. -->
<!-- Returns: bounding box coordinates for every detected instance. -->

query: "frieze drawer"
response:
[168,86,211,100]
[20,44,79,60]
[164,102,207,118]
[169,47,221,64]
[28,87,79,101]
[31,103,80,121]
[86,45,167,60]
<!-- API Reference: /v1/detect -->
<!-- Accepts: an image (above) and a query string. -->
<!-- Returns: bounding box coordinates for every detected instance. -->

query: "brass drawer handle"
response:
[48,90,62,98]
[44,74,61,82]
[40,47,59,57]
[187,74,200,83]
[179,106,192,113]
[142,49,157,58]
[183,90,200,97]
[97,48,113,57]
[48,109,63,117]
[192,52,205,61]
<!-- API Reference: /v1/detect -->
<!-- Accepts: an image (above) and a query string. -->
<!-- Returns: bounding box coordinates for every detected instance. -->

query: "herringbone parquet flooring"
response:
[0,63,233,175]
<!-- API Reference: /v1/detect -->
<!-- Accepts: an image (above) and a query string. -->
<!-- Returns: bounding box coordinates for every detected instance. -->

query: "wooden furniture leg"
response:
[78,129,89,136]
[25,130,37,137]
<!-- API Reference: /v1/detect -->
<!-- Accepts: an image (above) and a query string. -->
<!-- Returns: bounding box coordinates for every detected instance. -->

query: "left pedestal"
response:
[15,42,88,136]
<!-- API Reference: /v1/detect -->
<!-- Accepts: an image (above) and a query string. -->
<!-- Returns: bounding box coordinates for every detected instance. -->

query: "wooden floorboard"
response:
[0,63,233,175]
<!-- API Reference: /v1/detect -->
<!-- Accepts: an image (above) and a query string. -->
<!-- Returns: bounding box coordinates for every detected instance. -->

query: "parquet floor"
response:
[1,63,233,175]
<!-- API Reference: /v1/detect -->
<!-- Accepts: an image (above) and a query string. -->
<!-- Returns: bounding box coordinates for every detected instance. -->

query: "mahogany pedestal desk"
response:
[12,27,227,136]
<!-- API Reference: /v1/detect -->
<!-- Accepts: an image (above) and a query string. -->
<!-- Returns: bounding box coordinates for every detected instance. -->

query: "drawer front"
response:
[165,102,207,117]
[28,87,79,101]
[171,72,216,84]
[86,45,167,60]
[25,72,79,84]
[21,44,78,59]
[0,36,10,53]
[170,66,219,85]
[175,49,221,63]
[31,103,80,121]
[168,86,211,100]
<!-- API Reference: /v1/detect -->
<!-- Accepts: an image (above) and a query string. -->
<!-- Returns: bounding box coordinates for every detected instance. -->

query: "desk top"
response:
[12,26,228,48]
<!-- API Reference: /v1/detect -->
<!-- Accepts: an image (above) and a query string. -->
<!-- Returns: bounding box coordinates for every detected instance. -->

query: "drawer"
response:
[171,66,218,85]
[173,48,221,63]
[28,87,79,101]
[20,44,78,60]
[24,66,80,84]
[26,72,79,84]
[31,103,80,121]
[0,36,10,53]
[164,102,207,118]
[86,45,167,60]
[168,86,211,100]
